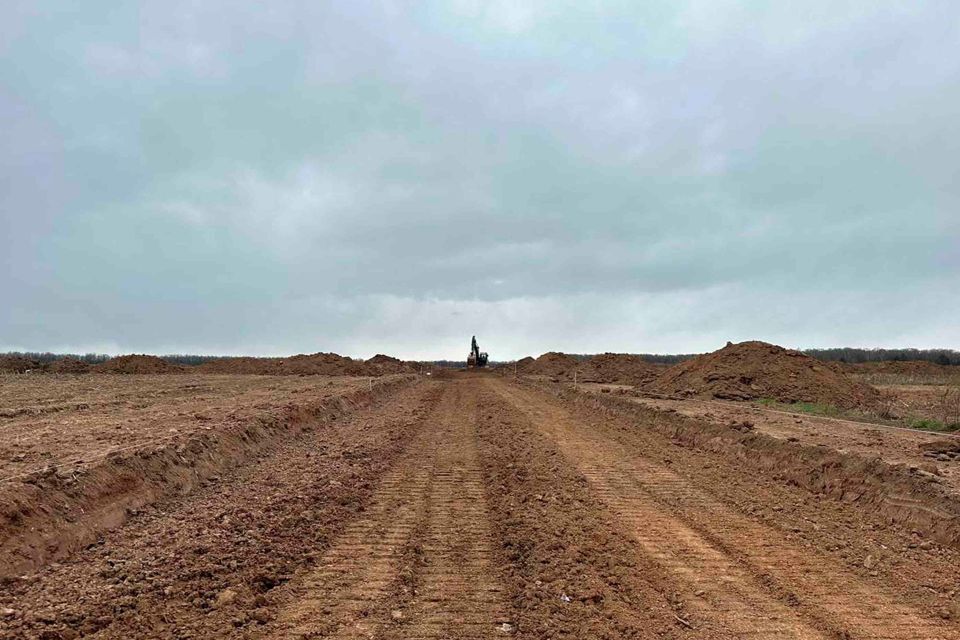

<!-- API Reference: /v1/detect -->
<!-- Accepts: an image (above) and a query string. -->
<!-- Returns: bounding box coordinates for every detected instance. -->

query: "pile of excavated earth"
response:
[645,341,882,408]
[196,353,414,376]
[515,352,582,378]
[576,352,665,385]
[0,356,43,374]
[44,357,91,374]
[93,354,184,374]
[515,352,664,386]
[514,341,884,409]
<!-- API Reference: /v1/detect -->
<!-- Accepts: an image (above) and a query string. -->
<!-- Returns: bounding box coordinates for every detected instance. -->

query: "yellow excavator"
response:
[466,335,488,368]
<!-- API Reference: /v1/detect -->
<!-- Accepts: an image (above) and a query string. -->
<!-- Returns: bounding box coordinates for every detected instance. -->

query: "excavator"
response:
[466,335,489,368]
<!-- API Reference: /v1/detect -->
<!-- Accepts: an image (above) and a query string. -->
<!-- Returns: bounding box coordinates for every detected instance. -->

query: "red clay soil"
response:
[44,357,91,374]
[93,355,185,374]
[646,341,881,409]
[577,353,664,385]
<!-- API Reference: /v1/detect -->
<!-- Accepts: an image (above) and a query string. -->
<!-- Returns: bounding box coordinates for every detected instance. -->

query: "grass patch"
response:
[906,418,960,433]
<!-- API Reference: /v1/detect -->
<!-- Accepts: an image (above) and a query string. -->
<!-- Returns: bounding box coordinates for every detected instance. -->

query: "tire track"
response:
[267,380,509,639]
[269,463,433,638]
[489,379,954,639]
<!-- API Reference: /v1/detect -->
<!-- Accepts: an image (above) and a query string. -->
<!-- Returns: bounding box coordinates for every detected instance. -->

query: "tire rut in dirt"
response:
[488,379,955,640]
[265,380,510,639]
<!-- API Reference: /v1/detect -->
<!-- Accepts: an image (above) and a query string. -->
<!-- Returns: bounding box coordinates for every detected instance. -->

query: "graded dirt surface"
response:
[3,374,959,639]
[0,374,381,480]
[647,341,881,409]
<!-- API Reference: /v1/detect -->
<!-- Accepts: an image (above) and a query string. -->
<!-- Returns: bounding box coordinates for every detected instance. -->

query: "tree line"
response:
[0,352,223,366]
[801,348,960,366]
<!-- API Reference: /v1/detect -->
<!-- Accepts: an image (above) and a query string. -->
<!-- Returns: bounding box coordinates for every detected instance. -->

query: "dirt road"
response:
[2,375,958,639]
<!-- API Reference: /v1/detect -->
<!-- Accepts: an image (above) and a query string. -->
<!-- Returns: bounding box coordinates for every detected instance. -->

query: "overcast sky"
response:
[2,2,958,360]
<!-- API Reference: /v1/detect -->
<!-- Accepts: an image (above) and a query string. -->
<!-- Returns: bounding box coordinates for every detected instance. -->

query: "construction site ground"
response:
[576,383,960,493]
[2,373,960,639]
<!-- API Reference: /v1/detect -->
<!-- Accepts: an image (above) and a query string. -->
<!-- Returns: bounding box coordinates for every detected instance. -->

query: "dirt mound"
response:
[498,356,535,373]
[0,356,42,374]
[646,341,881,409]
[94,355,184,374]
[518,352,581,378]
[45,357,91,374]
[194,356,279,375]
[365,354,413,374]
[577,353,663,385]
[197,353,391,376]
[286,353,374,376]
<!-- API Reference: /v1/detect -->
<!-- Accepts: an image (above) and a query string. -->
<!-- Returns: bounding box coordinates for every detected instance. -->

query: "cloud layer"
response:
[2,1,959,358]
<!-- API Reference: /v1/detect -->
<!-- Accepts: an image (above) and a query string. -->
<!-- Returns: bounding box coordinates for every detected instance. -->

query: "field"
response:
[2,365,960,639]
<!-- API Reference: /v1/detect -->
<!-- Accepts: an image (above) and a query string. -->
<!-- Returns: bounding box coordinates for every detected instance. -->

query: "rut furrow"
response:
[382,383,510,639]
[266,381,509,640]
[268,465,433,638]
[489,379,954,640]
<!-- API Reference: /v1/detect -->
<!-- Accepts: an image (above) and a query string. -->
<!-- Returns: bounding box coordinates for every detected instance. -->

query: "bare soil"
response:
[573,353,664,385]
[194,353,414,377]
[0,374,412,578]
[93,356,185,374]
[2,374,959,639]
[515,353,581,379]
[646,341,882,409]
[44,359,90,375]
[583,387,960,493]
[513,352,664,386]
[0,359,41,375]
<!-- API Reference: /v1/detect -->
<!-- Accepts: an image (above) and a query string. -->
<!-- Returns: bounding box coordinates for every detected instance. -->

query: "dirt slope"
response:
[646,341,881,408]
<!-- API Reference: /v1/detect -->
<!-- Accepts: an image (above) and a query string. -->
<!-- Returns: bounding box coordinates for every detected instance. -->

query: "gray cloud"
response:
[2,1,959,359]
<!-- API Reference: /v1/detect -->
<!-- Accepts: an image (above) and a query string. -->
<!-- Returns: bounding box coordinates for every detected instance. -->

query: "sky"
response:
[2,1,959,360]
